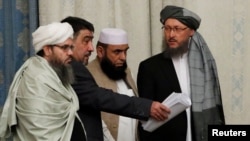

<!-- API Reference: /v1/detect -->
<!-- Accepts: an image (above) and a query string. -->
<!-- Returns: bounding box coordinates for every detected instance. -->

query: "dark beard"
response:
[49,59,75,87]
[100,57,127,80]
[164,39,189,57]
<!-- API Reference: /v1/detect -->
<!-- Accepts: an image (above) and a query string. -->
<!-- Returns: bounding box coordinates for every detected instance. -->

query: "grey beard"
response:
[50,61,75,87]
[164,39,189,57]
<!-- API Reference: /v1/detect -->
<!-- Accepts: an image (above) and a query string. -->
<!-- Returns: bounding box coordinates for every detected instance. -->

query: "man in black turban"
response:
[137,5,225,141]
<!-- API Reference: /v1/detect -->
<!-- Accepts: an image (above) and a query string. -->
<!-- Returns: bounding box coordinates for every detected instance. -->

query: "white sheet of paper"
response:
[141,92,192,132]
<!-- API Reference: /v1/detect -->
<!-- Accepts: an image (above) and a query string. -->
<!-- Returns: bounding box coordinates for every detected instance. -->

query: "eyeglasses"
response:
[52,44,74,51]
[162,26,188,33]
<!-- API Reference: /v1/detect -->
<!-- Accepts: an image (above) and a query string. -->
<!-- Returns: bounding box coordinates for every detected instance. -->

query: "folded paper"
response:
[141,92,192,132]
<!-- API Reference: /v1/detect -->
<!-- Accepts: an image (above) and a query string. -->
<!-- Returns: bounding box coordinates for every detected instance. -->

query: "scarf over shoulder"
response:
[160,5,225,141]
[189,32,225,141]
[0,56,84,141]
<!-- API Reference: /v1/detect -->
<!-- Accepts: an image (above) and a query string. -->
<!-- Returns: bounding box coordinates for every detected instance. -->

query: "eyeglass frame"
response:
[162,26,188,33]
[51,44,75,52]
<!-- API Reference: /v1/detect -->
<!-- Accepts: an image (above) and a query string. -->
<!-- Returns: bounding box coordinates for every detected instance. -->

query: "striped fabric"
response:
[188,32,225,141]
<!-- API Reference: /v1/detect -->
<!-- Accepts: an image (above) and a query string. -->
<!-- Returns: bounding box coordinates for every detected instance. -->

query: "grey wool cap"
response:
[160,5,201,30]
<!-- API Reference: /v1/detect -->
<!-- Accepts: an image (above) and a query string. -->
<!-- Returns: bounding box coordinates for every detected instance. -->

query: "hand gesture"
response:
[150,101,170,121]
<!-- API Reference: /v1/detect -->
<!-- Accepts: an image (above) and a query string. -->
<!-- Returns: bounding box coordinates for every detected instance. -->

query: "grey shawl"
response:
[188,32,225,141]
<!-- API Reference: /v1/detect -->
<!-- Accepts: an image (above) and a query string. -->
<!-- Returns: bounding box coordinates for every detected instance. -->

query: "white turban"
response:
[32,22,73,53]
[98,28,128,45]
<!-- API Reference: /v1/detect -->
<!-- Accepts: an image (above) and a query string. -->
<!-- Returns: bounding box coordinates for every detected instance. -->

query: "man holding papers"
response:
[137,5,225,141]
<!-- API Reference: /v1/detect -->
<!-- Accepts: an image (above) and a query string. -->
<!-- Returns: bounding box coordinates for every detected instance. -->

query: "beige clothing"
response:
[0,56,85,141]
[103,120,115,141]
[87,58,138,141]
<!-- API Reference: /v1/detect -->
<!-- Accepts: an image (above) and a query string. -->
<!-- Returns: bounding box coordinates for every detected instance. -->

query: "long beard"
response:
[49,58,75,87]
[100,57,127,80]
[164,38,189,57]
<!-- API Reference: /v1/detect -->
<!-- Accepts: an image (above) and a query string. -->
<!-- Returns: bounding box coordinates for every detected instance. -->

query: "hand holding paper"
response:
[150,101,171,121]
[141,92,192,132]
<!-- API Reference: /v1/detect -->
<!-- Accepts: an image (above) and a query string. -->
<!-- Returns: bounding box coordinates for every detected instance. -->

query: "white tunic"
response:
[172,52,192,141]
[116,80,137,141]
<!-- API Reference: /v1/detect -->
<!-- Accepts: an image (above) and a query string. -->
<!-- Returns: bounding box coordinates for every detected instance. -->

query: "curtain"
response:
[0,0,38,108]
[1,0,249,125]
[38,0,250,124]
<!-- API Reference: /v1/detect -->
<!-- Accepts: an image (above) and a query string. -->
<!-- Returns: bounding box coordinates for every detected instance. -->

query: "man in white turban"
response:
[0,22,86,141]
[87,28,138,141]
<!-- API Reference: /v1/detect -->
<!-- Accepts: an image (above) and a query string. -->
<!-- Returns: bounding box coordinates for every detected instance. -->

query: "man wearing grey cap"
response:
[137,5,225,141]
[0,22,86,141]
[87,28,138,141]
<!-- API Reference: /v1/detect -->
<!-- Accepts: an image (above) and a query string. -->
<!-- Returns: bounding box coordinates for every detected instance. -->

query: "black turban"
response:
[160,5,201,30]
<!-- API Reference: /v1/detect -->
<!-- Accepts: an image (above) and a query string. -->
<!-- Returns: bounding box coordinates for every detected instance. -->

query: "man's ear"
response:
[96,46,104,58]
[43,45,52,56]
[190,30,195,37]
